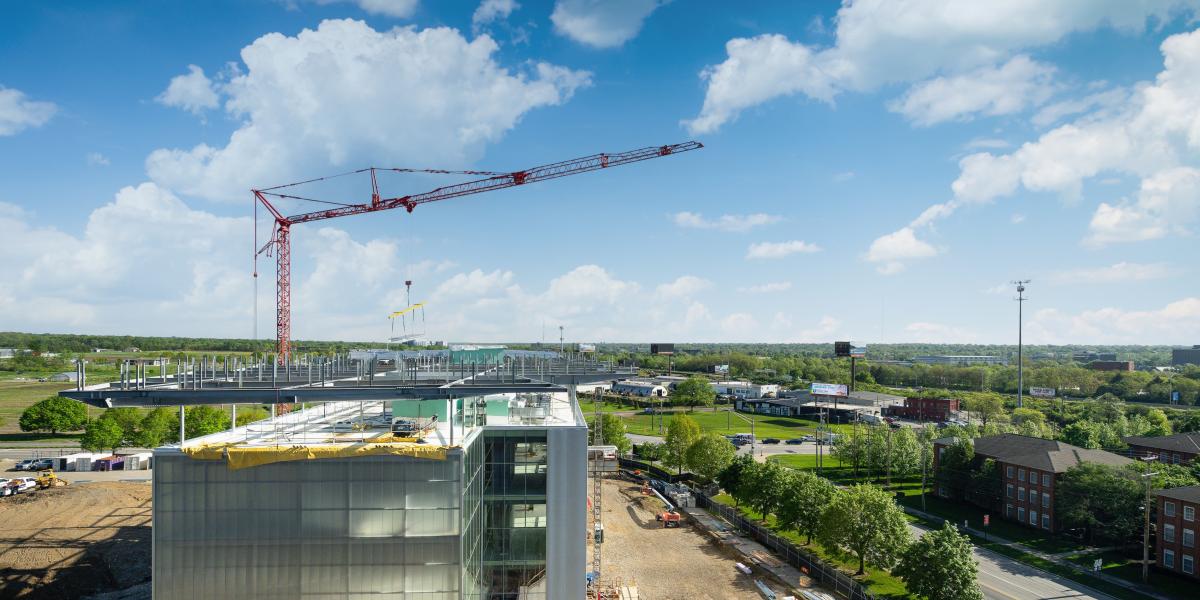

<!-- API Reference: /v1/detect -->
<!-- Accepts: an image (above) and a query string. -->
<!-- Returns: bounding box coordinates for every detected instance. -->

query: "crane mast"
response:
[253,141,702,360]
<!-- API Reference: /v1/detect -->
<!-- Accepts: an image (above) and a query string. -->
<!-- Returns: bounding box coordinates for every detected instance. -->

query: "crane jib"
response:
[252,140,702,360]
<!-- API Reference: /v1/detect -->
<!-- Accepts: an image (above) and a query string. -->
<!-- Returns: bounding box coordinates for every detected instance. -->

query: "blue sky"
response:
[1,0,1198,345]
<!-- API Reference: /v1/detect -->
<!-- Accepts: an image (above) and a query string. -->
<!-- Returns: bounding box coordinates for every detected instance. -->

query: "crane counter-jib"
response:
[252,140,702,361]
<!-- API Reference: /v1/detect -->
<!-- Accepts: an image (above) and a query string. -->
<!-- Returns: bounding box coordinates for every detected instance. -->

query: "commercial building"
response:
[932,434,1132,532]
[912,355,1008,366]
[1157,486,1200,580]
[884,396,961,422]
[1124,432,1200,465]
[61,352,629,600]
[611,379,667,397]
[740,390,903,422]
[1073,351,1118,363]
[1174,346,1200,367]
[1087,360,1134,372]
[710,380,779,399]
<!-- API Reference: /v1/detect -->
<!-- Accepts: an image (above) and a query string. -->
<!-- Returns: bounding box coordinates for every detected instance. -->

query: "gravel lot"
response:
[590,477,761,599]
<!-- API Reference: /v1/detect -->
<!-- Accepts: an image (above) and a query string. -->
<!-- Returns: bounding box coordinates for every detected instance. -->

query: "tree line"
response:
[716,455,983,600]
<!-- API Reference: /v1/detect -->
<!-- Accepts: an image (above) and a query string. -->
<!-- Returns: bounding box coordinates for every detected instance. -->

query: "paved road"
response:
[908,520,1111,600]
[630,432,1113,600]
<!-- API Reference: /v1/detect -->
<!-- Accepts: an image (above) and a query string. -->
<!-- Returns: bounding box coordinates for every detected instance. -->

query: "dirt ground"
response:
[590,477,761,599]
[0,482,151,599]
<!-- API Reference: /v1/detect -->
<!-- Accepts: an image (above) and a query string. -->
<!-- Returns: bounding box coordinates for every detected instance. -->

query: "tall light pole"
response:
[1140,455,1160,583]
[559,325,564,354]
[1012,280,1030,408]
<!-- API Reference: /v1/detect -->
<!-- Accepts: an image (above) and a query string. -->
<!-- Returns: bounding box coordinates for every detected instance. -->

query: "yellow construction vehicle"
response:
[35,469,68,489]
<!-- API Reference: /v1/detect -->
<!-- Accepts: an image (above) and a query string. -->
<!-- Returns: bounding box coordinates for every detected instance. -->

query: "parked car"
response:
[801,435,816,442]
[31,459,53,470]
[785,438,805,445]
[642,407,657,415]
[762,438,781,444]
[13,459,37,471]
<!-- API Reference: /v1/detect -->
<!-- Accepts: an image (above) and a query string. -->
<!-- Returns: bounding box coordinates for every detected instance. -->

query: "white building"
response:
[710,380,779,399]
[612,379,668,397]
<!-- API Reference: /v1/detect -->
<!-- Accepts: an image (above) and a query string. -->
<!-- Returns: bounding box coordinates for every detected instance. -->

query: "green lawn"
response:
[1067,550,1196,600]
[577,399,638,414]
[619,410,855,439]
[711,493,912,599]
[0,381,77,434]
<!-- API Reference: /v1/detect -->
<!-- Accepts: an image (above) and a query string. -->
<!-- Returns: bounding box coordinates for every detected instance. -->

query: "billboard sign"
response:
[811,382,849,397]
[714,364,730,374]
[834,341,851,357]
[650,343,675,355]
[1029,387,1056,398]
[1172,390,1182,404]
[578,343,596,353]
[850,346,867,358]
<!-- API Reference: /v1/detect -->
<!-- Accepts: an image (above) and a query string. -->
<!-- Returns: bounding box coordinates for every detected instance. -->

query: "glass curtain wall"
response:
[482,430,549,600]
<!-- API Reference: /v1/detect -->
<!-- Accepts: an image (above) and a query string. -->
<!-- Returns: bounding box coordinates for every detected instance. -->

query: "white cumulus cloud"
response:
[672,211,781,232]
[685,0,1197,134]
[746,240,821,259]
[146,19,591,201]
[1028,297,1200,344]
[889,55,1057,126]
[654,275,711,299]
[315,0,419,18]
[0,85,56,136]
[1048,262,1176,284]
[156,65,220,115]
[550,0,663,49]
[738,281,792,294]
[473,0,518,30]
[865,227,937,274]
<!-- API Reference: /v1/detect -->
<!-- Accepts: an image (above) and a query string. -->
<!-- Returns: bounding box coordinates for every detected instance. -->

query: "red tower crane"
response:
[253,141,702,360]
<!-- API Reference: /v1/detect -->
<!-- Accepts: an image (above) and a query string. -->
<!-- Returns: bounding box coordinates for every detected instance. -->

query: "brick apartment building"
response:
[1157,486,1200,579]
[1124,432,1200,465]
[932,434,1133,532]
[885,396,960,422]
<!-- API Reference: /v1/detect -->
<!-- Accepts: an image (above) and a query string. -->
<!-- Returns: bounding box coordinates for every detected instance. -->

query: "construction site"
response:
[11,141,803,600]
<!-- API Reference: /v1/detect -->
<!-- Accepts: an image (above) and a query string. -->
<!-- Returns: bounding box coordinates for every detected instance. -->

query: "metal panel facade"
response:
[153,449,466,599]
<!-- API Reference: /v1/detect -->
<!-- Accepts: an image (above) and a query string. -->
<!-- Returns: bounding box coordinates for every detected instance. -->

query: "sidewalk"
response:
[901,503,1172,600]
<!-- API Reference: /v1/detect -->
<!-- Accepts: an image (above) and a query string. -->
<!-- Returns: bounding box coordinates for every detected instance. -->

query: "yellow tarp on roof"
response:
[182,442,449,470]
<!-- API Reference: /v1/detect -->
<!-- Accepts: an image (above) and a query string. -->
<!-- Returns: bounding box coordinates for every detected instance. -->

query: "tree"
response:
[185,405,229,439]
[664,414,701,473]
[105,407,144,441]
[138,408,178,447]
[834,426,868,477]
[672,376,716,412]
[776,470,835,544]
[717,454,754,507]
[934,437,974,501]
[818,484,912,575]
[1057,463,1142,545]
[744,459,790,520]
[1142,408,1171,437]
[686,433,736,481]
[896,523,983,600]
[235,408,271,427]
[588,413,631,454]
[1011,407,1045,427]
[81,416,125,453]
[963,394,1003,426]
[19,396,88,435]
[1059,421,1101,449]
[889,427,921,479]
[634,441,664,462]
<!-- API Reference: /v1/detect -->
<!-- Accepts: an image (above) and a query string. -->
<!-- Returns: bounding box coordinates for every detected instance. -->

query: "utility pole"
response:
[1141,456,1160,583]
[559,325,564,354]
[1012,280,1030,408]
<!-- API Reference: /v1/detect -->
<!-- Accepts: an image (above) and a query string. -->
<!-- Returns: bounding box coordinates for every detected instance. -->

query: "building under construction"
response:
[61,351,631,599]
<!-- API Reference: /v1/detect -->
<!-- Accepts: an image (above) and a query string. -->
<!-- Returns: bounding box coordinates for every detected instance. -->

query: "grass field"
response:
[618,409,855,439]
[711,492,911,598]
[0,381,77,434]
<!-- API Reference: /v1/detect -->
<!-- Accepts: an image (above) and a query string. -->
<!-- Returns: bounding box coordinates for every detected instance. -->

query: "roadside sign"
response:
[850,346,867,358]
[1093,558,1102,572]
[1172,391,1181,404]
[1030,387,1056,398]
[983,515,989,526]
